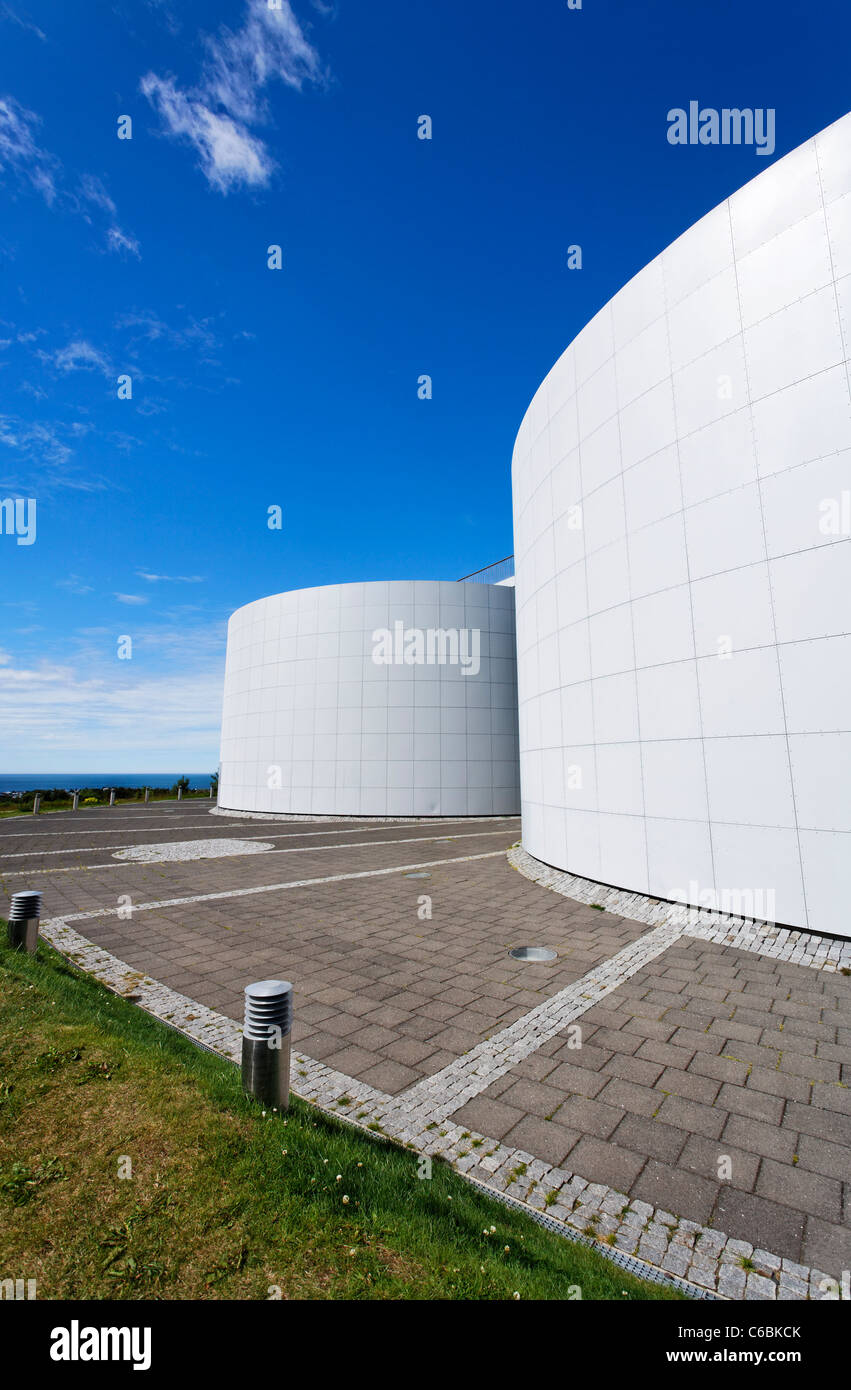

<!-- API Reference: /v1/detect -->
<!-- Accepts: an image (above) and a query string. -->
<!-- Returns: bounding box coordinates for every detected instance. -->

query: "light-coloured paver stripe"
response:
[41,851,505,925]
[383,921,685,1129]
[1,830,515,874]
[37,914,835,1300]
[0,814,517,844]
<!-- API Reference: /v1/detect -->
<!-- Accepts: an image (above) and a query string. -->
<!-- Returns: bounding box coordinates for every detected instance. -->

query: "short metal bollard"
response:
[242,980,293,1110]
[72,792,79,812]
[32,793,41,816]
[144,787,150,803]
[8,890,42,954]
[109,789,116,807]
[177,785,183,801]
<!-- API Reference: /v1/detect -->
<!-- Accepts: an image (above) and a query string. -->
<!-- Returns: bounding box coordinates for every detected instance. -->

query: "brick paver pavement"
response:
[2,800,849,1281]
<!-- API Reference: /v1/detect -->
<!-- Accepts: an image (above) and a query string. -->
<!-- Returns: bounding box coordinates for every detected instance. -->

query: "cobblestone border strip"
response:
[380,921,685,1130]
[37,915,839,1301]
[508,846,851,974]
[213,807,520,825]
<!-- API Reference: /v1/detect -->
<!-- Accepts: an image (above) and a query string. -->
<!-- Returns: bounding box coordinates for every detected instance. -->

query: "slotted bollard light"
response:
[8,890,42,954]
[242,980,293,1111]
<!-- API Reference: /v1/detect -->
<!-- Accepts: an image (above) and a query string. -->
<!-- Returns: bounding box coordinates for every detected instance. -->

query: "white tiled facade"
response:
[219,580,520,817]
[512,112,851,937]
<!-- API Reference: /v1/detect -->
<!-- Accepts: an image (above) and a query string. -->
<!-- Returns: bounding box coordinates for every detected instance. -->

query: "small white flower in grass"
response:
[489,1226,496,1233]
[504,1246,510,1253]
[348,1248,357,1257]
[513,1291,520,1300]
[336,1174,342,1182]
[342,1195,350,1204]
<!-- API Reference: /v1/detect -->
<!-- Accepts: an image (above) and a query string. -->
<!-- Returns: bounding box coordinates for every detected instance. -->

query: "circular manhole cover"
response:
[509,946,558,962]
[403,871,432,879]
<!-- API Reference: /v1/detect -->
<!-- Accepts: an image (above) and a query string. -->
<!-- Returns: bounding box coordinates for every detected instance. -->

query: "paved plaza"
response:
[2,800,849,1296]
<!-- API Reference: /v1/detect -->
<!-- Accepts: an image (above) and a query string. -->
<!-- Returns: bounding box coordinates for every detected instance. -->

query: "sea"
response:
[0,774,214,793]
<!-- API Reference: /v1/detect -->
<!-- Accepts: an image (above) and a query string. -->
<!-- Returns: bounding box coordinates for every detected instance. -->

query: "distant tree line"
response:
[0,778,215,810]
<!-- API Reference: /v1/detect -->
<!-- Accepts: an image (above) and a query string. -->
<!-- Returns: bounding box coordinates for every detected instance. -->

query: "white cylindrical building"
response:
[512,112,851,937]
[218,580,520,817]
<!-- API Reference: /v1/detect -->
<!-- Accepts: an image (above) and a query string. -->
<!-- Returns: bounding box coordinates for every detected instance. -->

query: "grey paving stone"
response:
[612,1113,688,1165]
[712,1189,805,1264]
[632,1161,719,1225]
[656,1094,726,1140]
[723,1113,798,1163]
[550,1094,625,1139]
[566,1137,647,1194]
[680,1135,760,1192]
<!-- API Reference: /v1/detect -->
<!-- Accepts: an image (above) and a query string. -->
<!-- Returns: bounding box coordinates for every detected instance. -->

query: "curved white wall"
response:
[219,580,519,817]
[512,112,851,936]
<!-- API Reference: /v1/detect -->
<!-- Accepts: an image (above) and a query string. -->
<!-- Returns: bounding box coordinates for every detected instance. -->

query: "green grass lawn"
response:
[0,934,683,1301]
[0,792,213,818]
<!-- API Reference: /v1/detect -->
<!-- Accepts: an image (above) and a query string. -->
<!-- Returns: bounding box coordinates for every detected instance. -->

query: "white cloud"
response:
[0,5,47,42]
[50,339,112,376]
[0,616,227,767]
[56,576,94,595]
[0,658,223,764]
[137,571,205,583]
[141,0,325,193]
[104,226,141,258]
[0,97,139,254]
[0,95,57,203]
[115,593,149,605]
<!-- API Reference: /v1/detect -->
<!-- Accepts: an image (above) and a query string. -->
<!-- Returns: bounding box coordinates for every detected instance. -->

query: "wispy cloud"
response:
[0,95,58,203]
[115,309,219,354]
[57,575,94,595]
[49,339,113,377]
[0,5,46,41]
[0,95,139,255]
[105,226,141,259]
[0,657,223,763]
[137,571,205,583]
[141,0,326,193]
[115,593,149,605]
[0,410,115,495]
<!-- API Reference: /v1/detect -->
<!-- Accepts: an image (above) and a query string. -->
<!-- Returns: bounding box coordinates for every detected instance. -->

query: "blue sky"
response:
[1,0,849,772]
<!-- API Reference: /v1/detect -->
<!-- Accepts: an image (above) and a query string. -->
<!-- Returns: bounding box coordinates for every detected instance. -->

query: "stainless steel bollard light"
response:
[8,890,42,954]
[32,793,41,816]
[242,980,293,1110]
[144,787,150,803]
[177,785,183,801]
[109,789,116,807]
[72,791,79,812]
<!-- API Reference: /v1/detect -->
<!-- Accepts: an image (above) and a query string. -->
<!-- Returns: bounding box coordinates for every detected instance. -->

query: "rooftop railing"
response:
[456,555,514,585]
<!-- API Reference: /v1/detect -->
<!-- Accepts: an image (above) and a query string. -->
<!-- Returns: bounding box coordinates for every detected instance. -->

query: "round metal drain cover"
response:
[509,946,557,962]
[404,871,432,879]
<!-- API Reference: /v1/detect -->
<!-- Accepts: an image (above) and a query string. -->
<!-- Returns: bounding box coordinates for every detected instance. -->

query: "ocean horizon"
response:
[0,774,214,793]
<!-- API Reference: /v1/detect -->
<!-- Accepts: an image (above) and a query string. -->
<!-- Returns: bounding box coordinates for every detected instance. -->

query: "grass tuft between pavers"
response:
[0,933,683,1301]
